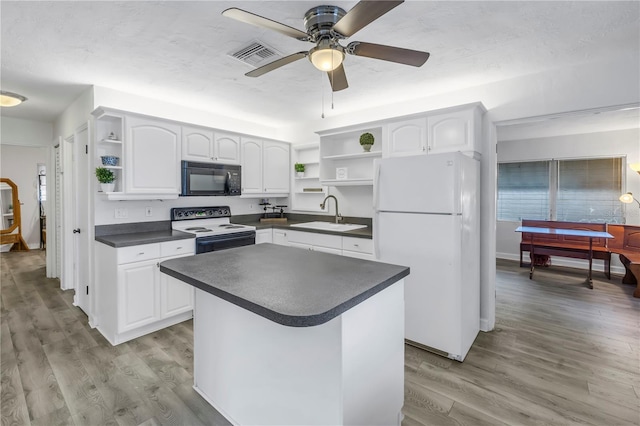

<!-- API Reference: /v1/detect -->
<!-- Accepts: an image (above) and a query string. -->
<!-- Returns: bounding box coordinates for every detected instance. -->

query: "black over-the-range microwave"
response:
[181,161,241,196]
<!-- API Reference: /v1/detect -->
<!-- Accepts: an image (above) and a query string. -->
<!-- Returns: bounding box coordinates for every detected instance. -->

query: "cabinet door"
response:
[214,133,241,164]
[118,259,159,332]
[272,229,288,245]
[386,118,427,158]
[241,138,263,194]
[126,116,181,194]
[427,109,474,154]
[160,254,194,318]
[255,229,273,244]
[312,246,342,255]
[263,141,290,193]
[182,126,214,162]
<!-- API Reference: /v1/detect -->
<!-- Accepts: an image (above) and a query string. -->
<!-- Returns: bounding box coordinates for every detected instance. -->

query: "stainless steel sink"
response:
[290,221,367,232]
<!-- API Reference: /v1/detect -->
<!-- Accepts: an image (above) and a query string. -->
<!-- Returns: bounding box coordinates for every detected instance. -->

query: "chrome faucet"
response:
[320,195,343,223]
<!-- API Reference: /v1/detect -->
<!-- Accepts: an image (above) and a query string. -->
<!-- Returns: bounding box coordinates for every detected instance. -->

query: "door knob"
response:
[73,228,81,234]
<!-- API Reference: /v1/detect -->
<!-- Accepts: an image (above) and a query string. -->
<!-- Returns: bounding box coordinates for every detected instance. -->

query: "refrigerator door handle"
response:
[373,211,379,260]
[372,159,381,212]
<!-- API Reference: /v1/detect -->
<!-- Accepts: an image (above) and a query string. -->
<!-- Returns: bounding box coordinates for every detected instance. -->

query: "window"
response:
[498,157,624,223]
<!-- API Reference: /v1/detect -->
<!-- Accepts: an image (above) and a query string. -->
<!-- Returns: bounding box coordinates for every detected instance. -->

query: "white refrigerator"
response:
[374,152,480,361]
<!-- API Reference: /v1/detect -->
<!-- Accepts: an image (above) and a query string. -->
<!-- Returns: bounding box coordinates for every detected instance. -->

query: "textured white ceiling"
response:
[1,1,639,128]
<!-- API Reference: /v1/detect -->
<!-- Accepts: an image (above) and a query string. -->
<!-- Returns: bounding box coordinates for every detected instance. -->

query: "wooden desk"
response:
[515,226,613,288]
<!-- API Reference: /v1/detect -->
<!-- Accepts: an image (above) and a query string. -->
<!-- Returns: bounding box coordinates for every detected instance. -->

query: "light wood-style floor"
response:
[2,252,639,425]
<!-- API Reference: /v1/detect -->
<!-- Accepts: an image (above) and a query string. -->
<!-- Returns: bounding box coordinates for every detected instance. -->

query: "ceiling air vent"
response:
[229,41,281,68]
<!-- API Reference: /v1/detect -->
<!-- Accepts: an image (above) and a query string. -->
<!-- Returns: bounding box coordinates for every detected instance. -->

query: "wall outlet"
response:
[115,208,128,219]
[145,206,153,217]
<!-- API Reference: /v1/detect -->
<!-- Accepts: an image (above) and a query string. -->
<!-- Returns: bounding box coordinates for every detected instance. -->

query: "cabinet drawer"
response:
[117,243,160,264]
[160,239,195,257]
[287,230,342,249]
[342,237,373,254]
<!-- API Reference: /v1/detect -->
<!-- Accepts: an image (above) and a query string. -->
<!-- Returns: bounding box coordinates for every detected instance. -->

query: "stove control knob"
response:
[223,209,229,216]
[206,210,213,217]
[176,211,183,218]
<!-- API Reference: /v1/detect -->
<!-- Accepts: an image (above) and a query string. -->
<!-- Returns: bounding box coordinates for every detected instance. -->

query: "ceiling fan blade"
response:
[327,64,348,92]
[245,52,309,77]
[332,1,403,38]
[347,42,430,67]
[222,8,309,41]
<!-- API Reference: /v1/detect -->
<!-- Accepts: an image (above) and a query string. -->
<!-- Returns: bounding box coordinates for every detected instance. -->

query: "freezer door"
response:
[376,211,463,356]
[376,153,461,214]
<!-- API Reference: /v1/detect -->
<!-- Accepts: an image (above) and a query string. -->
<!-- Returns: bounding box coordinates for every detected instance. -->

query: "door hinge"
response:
[85,145,88,154]
[86,286,89,295]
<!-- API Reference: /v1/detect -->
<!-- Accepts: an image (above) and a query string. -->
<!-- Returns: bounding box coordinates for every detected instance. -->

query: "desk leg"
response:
[529,237,535,279]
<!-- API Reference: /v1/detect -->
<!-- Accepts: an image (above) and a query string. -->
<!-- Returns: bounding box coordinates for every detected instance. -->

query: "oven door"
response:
[182,161,232,196]
[196,231,256,254]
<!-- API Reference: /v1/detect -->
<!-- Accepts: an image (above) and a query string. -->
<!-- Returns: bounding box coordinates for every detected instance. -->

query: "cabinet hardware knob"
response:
[354,244,359,247]
[177,247,182,250]
[423,146,426,151]
[156,262,159,267]
[138,252,144,255]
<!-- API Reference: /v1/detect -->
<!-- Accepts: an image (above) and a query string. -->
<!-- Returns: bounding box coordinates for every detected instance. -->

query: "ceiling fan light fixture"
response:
[309,42,344,72]
[0,91,27,107]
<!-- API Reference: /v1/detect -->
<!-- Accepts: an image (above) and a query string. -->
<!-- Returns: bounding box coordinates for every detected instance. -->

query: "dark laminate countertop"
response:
[160,243,408,327]
[95,230,194,248]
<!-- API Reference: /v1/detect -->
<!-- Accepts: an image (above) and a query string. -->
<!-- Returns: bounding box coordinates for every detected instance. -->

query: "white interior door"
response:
[73,124,90,314]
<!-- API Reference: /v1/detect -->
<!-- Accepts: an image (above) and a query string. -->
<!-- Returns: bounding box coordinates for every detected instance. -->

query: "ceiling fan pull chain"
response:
[321,72,325,119]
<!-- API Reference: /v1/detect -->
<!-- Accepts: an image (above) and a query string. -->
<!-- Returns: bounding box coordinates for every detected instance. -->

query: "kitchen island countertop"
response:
[160,243,408,326]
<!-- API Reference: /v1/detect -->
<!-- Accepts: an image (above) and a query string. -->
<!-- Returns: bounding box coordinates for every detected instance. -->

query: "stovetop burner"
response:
[186,227,209,231]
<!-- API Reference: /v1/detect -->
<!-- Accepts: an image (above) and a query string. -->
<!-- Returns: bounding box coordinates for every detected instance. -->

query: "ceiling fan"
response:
[222,1,430,92]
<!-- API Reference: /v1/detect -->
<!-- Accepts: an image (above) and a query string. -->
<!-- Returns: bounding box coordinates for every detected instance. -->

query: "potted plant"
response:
[294,163,306,178]
[359,132,375,152]
[95,167,116,192]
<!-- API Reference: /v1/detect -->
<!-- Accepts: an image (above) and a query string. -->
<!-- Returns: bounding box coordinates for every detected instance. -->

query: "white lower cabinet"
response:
[160,253,195,317]
[255,229,273,244]
[118,259,159,332]
[283,229,374,258]
[272,228,289,245]
[342,236,375,260]
[96,239,195,345]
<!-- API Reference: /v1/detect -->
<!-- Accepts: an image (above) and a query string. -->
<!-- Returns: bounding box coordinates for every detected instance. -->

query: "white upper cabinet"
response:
[385,118,427,158]
[263,141,290,194]
[427,104,483,155]
[125,116,181,196]
[240,138,290,196]
[241,137,263,194]
[182,126,214,162]
[214,133,241,164]
[182,128,240,164]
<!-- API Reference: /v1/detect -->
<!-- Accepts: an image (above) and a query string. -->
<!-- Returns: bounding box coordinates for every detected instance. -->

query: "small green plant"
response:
[95,167,115,183]
[359,132,375,146]
[294,163,305,173]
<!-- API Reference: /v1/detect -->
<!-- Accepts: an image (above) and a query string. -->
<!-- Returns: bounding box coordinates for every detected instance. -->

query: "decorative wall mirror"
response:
[0,178,29,251]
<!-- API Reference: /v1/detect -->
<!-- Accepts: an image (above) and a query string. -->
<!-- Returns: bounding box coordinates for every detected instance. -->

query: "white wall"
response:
[93,195,288,226]
[53,87,94,141]
[1,116,53,146]
[93,86,286,142]
[496,127,640,274]
[0,145,48,249]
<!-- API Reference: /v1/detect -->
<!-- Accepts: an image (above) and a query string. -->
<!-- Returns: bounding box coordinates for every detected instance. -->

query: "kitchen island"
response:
[160,243,409,426]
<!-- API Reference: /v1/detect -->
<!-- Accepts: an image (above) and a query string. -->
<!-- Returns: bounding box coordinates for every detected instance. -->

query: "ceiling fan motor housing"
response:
[304,5,347,42]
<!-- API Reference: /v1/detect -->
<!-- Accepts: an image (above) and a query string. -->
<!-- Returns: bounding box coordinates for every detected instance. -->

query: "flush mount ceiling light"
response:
[309,40,344,71]
[0,91,27,107]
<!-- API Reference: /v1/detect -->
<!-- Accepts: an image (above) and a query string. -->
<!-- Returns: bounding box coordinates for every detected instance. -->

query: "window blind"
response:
[556,158,624,223]
[497,161,550,221]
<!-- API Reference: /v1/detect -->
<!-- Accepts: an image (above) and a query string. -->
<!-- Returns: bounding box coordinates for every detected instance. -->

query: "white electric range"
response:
[171,206,256,254]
